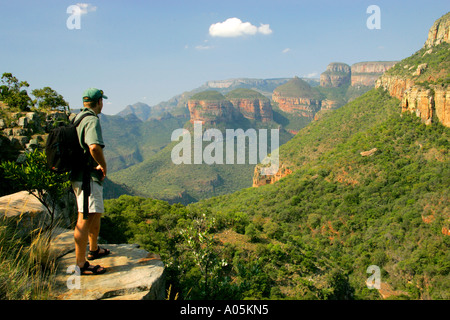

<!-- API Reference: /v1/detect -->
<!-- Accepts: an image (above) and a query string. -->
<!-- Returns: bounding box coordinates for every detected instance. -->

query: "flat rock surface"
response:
[54,241,165,300]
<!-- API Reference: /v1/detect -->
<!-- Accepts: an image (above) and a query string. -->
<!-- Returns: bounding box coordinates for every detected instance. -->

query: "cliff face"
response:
[376,12,450,127]
[351,61,397,86]
[228,98,273,122]
[424,12,450,48]
[188,89,275,124]
[320,63,351,87]
[252,163,292,187]
[320,61,397,88]
[272,92,322,118]
[187,99,235,124]
[272,77,322,117]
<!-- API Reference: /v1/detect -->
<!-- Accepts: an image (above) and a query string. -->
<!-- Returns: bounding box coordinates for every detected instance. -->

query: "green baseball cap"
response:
[82,88,108,102]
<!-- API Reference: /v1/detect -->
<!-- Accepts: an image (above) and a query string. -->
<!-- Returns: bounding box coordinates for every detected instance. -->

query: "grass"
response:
[0,216,57,299]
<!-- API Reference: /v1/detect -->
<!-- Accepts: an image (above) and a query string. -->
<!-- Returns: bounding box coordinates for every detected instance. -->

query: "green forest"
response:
[100,88,450,300]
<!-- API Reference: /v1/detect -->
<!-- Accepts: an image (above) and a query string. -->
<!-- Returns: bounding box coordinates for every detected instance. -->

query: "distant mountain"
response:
[115,78,319,121]
[116,102,152,121]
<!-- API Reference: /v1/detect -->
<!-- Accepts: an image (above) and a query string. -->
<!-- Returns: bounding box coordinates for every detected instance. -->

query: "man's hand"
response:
[95,164,107,181]
[89,144,107,181]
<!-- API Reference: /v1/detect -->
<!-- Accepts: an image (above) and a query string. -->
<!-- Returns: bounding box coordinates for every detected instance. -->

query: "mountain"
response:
[116,102,152,121]
[100,112,189,173]
[115,78,305,120]
[104,67,394,202]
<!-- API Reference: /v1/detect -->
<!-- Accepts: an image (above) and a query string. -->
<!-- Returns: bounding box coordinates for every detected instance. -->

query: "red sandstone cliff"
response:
[351,61,397,87]
[376,12,450,127]
[228,98,273,122]
[320,63,351,87]
[272,92,322,118]
[187,99,234,124]
[272,77,322,117]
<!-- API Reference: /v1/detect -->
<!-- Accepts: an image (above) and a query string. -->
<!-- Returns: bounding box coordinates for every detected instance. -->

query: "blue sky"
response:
[0,0,448,115]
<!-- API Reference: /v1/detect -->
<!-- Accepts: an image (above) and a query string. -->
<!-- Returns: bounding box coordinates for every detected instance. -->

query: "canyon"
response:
[188,89,274,124]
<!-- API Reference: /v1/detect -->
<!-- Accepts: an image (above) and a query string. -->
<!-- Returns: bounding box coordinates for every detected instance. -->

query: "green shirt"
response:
[70,108,105,184]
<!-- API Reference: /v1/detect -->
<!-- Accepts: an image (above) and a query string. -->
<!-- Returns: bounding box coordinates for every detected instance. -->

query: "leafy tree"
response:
[177,214,229,299]
[0,151,71,231]
[0,72,33,111]
[32,87,69,112]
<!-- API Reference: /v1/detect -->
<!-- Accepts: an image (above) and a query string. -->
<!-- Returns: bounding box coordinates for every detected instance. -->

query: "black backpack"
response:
[45,113,94,173]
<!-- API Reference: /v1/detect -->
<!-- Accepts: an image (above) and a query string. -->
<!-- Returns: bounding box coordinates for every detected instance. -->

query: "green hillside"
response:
[108,121,293,203]
[225,88,269,100]
[100,113,188,173]
[274,77,322,99]
[102,86,449,300]
[190,90,226,101]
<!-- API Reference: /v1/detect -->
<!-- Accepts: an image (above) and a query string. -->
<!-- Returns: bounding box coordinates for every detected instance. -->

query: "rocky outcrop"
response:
[376,12,450,127]
[252,163,292,187]
[189,89,275,124]
[0,191,166,300]
[320,61,397,88]
[272,77,322,118]
[320,63,351,87]
[351,61,397,87]
[225,88,273,122]
[0,190,76,235]
[424,12,450,48]
[188,95,235,125]
[273,94,322,118]
[228,98,273,122]
[401,85,450,126]
[53,233,166,300]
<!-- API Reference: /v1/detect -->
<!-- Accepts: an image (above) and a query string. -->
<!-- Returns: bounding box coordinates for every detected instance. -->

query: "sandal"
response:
[87,246,111,261]
[79,261,106,275]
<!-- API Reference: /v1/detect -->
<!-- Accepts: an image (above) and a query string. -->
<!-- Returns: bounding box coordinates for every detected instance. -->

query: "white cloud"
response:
[282,48,291,54]
[305,72,319,78]
[76,3,97,15]
[258,24,272,35]
[209,18,272,38]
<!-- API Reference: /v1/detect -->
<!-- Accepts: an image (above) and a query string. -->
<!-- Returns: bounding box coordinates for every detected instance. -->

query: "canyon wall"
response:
[188,89,274,124]
[351,61,398,86]
[320,63,351,87]
[188,99,235,124]
[228,98,273,122]
[376,12,450,127]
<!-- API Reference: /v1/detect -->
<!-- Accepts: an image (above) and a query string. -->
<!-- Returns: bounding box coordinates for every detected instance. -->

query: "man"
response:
[72,88,110,275]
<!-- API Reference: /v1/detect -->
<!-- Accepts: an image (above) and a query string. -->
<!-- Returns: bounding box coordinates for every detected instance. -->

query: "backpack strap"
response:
[72,112,96,127]
[72,111,97,220]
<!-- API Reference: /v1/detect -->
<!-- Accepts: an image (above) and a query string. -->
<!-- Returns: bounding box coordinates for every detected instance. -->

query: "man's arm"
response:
[89,144,107,180]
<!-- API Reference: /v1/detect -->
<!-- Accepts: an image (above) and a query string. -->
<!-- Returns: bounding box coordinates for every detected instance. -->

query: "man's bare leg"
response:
[74,212,94,268]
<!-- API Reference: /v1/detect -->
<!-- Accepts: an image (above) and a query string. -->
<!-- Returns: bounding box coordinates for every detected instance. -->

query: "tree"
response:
[178,214,229,299]
[0,150,71,231]
[0,73,33,111]
[32,87,69,113]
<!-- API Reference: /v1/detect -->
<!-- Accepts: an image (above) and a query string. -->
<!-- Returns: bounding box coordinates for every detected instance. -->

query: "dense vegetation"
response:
[101,87,449,300]
[384,42,450,87]
[273,77,322,100]
[225,88,269,100]
[190,90,227,101]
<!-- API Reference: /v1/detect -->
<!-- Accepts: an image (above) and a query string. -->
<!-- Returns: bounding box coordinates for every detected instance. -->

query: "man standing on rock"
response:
[71,88,110,275]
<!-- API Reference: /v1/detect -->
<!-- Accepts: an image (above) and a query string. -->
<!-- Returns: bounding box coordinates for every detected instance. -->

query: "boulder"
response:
[52,234,166,300]
[0,190,75,234]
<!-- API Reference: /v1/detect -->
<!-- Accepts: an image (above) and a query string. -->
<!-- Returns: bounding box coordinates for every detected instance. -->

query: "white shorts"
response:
[72,180,104,214]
